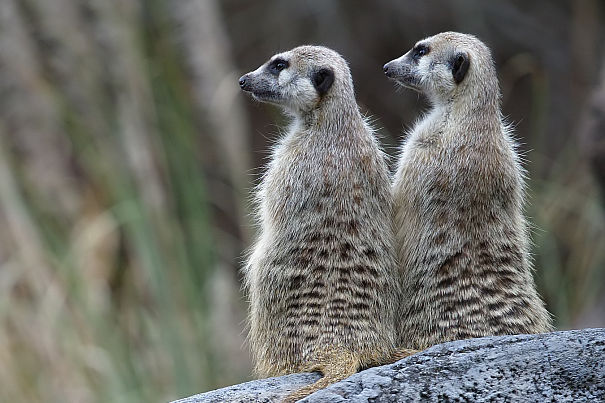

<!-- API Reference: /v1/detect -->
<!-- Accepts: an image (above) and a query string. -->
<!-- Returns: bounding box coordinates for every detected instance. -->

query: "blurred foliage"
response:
[0,0,603,402]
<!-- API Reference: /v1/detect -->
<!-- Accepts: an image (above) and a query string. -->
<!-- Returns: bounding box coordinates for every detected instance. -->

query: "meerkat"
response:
[239,46,412,402]
[383,32,553,350]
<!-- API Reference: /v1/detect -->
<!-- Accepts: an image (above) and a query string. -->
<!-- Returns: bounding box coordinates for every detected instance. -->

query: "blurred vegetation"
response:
[0,0,603,402]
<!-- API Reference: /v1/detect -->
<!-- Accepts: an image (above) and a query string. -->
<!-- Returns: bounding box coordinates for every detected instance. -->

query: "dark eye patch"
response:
[412,44,430,61]
[268,58,289,75]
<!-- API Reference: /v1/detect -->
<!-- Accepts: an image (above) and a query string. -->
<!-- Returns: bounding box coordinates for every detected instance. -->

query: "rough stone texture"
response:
[173,373,321,403]
[172,328,605,403]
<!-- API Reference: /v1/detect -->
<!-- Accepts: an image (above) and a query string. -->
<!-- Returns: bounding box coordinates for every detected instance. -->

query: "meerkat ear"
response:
[312,68,335,96]
[451,52,470,84]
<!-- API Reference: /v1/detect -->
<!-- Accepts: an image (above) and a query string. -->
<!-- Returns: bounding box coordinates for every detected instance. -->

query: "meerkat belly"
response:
[397,152,549,348]
[392,144,441,272]
[269,234,390,343]
[401,234,549,348]
[251,157,397,374]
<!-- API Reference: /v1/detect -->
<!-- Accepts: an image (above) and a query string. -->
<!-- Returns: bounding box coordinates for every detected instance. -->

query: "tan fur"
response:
[240,46,404,401]
[385,32,553,350]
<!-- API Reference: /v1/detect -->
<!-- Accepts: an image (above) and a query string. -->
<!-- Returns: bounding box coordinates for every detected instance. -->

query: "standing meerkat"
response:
[239,45,410,401]
[383,32,552,350]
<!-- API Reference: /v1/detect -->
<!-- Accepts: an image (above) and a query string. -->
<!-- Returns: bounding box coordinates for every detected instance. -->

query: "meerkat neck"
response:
[429,91,501,144]
[453,96,498,123]
[301,95,364,137]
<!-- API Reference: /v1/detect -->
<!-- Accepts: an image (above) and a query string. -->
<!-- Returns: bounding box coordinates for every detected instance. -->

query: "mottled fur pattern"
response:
[385,32,552,350]
[240,46,400,400]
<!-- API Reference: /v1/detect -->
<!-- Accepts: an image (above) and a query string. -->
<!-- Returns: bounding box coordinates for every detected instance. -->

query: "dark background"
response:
[0,1,604,402]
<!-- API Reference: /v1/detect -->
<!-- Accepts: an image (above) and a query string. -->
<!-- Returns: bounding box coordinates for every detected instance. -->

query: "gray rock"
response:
[172,372,321,403]
[172,328,605,403]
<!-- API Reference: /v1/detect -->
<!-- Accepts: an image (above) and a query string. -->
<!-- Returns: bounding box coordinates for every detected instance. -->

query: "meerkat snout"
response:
[238,74,251,90]
[382,62,399,78]
[237,66,284,104]
[382,54,422,92]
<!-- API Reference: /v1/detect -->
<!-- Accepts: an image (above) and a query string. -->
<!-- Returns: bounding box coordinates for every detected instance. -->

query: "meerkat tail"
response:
[282,347,360,403]
[387,347,418,363]
[281,347,418,402]
[360,347,418,370]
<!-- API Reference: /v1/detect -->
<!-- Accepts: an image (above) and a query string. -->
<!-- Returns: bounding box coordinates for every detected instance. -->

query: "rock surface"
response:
[172,328,605,402]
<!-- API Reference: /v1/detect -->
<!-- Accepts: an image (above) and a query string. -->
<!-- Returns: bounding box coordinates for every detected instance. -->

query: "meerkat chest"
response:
[261,139,364,225]
[393,132,443,199]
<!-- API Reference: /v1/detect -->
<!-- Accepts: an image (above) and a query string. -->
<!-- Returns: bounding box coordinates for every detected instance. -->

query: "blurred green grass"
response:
[0,1,238,401]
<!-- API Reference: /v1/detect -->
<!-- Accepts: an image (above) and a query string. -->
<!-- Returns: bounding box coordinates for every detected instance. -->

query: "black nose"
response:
[238,75,247,88]
[383,63,390,74]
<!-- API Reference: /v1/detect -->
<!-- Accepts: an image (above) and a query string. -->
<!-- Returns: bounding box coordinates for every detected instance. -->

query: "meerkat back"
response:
[239,45,402,401]
[384,32,552,350]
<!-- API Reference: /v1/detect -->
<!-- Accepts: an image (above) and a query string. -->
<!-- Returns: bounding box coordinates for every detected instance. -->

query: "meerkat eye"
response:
[268,58,289,75]
[412,44,429,61]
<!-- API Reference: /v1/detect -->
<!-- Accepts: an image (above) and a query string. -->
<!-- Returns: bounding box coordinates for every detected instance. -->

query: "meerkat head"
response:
[239,45,354,115]
[383,32,497,105]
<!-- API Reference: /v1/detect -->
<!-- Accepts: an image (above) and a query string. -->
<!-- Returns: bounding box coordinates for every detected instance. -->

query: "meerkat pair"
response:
[239,33,551,401]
